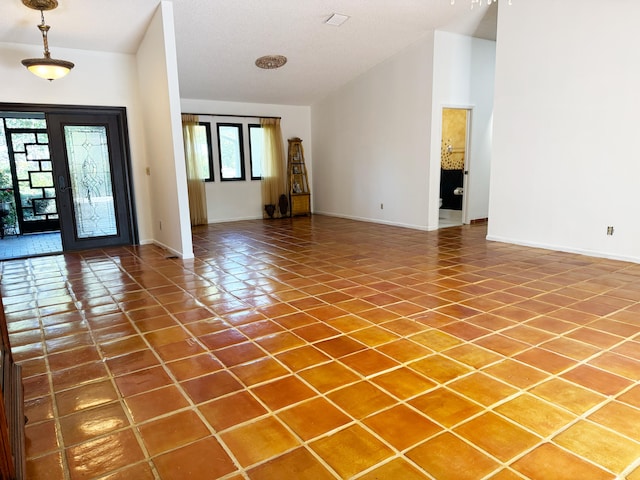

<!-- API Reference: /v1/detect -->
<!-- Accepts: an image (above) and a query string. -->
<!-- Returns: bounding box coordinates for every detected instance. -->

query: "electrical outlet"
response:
[607,226,614,236]
[380,203,384,210]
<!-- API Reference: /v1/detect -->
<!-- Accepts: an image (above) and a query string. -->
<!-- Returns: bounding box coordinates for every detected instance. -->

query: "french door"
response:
[4,123,59,234]
[46,110,136,250]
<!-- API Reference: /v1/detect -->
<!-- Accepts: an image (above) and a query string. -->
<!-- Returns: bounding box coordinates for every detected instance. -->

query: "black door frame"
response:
[3,123,58,234]
[0,102,139,250]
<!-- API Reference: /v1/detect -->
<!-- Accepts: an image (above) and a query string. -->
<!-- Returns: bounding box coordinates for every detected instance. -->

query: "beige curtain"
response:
[181,114,208,226]
[260,118,286,218]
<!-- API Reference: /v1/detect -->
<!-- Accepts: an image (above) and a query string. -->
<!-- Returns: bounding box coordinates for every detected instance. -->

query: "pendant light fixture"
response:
[21,0,74,81]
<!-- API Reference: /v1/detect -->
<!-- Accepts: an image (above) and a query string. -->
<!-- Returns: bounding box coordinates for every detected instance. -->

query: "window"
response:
[248,124,264,180]
[196,122,214,182]
[216,123,245,181]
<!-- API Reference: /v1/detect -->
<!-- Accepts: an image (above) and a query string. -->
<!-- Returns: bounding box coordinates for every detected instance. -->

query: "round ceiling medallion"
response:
[22,0,58,10]
[255,55,287,70]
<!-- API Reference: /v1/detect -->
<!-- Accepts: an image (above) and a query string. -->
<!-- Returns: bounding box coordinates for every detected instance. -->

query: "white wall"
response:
[136,2,193,258]
[311,31,495,231]
[180,99,311,223]
[311,35,436,230]
[0,42,153,244]
[488,0,640,263]
[431,32,495,227]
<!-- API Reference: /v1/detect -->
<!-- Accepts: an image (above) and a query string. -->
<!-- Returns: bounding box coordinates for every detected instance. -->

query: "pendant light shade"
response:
[22,56,74,81]
[21,0,74,81]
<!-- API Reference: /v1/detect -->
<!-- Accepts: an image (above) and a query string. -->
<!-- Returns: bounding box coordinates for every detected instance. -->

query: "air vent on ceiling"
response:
[325,13,350,26]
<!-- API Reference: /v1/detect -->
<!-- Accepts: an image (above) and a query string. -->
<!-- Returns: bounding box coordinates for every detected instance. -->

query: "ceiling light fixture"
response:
[255,55,287,70]
[451,0,511,8]
[21,0,74,81]
[325,13,350,27]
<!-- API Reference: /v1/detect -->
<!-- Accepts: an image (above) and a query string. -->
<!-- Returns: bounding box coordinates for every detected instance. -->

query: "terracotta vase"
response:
[264,204,276,218]
[278,194,289,217]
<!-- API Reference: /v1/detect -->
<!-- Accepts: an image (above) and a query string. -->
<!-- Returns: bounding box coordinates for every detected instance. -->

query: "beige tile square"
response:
[512,443,613,480]
[588,401,640,444]
[376,338,432,363]
[251,375,317,410]
[309,425,393,478]
[444,343,503,369]
[496,394,576,437]
[482,359,548,389]
[154,437,237,480]
[340,349,399,376]
[357,458,429,480]
[231,357,289,386]
[59,403,130,446]
[327,381,396,419]
[363,404,442,450]
[554,420,640,474]
[278,397,351,441]
[530,378,606,415]
[454,412,540,462]
[370,367,436,400]
[247,448,335,480]
[221,417,301,467]
[410,387,483,427]
[409,354,472,383]
[298,362,360,393]
[199,391,267,431]
[448,372,517,407]
[407,432,498,480]
[138,410,210,456]
[409,329,463,351]
[65,429,145,480]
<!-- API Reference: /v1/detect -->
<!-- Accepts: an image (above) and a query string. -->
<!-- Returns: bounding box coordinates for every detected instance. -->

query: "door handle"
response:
[59,175,71,192]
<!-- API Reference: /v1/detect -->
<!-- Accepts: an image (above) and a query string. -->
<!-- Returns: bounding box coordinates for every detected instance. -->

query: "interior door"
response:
[461,109,471,225]
[46,111,136,250]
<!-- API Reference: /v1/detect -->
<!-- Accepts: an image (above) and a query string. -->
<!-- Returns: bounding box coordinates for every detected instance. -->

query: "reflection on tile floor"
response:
[3,215,640,479]
[438,208,463,229]
[0,232,62,260]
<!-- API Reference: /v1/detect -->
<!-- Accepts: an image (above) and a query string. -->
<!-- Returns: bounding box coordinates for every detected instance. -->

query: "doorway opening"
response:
[0,105,138,261]
[0,112,62,259]
[439,107,470,228]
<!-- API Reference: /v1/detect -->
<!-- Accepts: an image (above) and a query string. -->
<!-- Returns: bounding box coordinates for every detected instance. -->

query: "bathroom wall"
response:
[441,108,466,170]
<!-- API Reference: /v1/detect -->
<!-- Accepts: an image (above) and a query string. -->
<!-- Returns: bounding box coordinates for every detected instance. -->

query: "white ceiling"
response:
[0,0,497,105]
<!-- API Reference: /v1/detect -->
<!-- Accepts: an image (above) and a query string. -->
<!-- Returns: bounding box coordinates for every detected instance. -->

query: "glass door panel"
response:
[64,125,118,238]
[7,127,59,234]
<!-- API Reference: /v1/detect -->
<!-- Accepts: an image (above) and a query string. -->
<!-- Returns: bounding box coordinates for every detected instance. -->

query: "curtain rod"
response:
[183,113,281,120]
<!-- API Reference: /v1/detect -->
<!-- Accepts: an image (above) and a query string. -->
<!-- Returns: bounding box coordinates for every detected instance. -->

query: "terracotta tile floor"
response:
[3,215,640,479]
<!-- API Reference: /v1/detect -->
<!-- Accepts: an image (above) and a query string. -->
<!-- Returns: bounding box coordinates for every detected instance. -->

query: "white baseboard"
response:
[207,215,263,224]
[150,240,193,260]
[313,210,437,231]
[486,235,640,264]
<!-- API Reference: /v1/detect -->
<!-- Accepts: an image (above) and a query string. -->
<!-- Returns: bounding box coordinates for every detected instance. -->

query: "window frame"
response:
[199,122,215,182]
[216,122,246,182]
[248,123,263,180]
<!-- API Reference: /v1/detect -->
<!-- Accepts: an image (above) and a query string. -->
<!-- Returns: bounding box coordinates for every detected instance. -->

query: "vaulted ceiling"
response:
[1,0,497,105]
